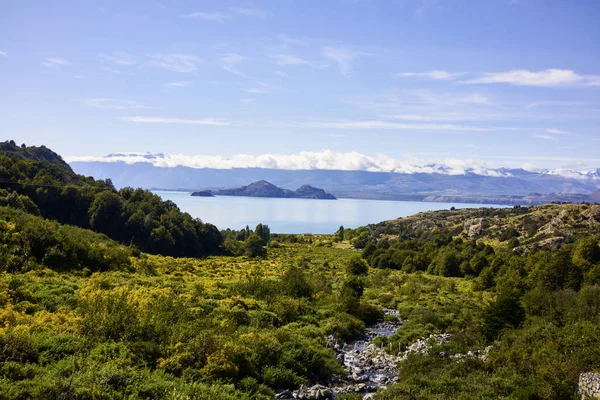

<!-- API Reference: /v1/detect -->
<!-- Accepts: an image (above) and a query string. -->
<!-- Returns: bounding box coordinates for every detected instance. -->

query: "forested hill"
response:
[354,203,600,285]
[0,140,222,257]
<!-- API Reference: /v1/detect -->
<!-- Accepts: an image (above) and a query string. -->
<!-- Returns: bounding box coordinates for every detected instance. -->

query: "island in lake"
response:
[190,190,214,197]
[190,180,337,200]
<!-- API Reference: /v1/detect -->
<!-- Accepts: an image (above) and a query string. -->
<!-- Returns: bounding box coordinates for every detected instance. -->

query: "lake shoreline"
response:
[152,190,508,234]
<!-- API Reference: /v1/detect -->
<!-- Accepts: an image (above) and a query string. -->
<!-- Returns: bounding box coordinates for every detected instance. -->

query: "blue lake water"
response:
[153,191,507,234]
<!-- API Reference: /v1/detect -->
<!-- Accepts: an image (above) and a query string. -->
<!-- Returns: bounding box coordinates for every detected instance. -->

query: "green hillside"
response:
[0,140,221,257]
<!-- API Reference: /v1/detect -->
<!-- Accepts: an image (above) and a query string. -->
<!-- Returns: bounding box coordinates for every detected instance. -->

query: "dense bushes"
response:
[0,206,133,272]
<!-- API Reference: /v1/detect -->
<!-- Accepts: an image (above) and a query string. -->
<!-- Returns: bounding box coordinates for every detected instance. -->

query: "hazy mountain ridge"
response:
[69,159,600,205]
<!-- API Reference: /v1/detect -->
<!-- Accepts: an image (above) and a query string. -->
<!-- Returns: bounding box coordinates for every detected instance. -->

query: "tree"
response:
[339,276,364,314]
[481,292,525,341]
[281,265,313,298]
[573,236,600,271]
[428,248,462,277]
[254,224,271,244]
[243,234,267,258]
[88,191,124,238]
[346,255,368,276]
[336,225,344,242]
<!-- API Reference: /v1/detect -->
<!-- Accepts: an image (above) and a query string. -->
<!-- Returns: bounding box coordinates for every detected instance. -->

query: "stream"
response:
[277,309,405,400]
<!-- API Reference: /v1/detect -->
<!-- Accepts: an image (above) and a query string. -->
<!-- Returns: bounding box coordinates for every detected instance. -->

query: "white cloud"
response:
[0,51,6,56]
[276,34,309,47]
[395,70,462,80]
[245,82,274,94]
[41,57,70,68]
[416,0,437,18]
[229,7,268,18]
[121,116,229,126]
[102,66,125,74]
[461,69,599,87]
[275,70,288,78]
[240,98,257,103]
[99,52,136,65]
[545,128,571,134]
[322,47,369,78]
[271,54,310,66]
[534,134,556,140]
[84,98,152,110]
[181,12,231,22]
[525,101,593,109]
[149,54,201,73]
[219,53,247,77]
[312,120,517,132]
[246,87,269,94]
[384,113,487,122]
[64,149,511,177]
[163,81,192,88]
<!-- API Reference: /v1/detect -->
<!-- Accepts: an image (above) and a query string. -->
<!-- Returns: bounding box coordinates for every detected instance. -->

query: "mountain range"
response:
[69,153,600,205]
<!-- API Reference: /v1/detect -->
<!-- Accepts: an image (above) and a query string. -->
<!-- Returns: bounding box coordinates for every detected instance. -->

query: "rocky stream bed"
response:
[276,309,406,400]
[276,309,491,400]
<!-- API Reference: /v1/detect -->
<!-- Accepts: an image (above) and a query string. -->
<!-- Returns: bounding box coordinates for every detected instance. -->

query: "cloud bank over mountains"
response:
[65,151,600,180]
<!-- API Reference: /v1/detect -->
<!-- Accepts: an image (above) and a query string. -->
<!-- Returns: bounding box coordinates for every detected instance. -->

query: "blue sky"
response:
[1,0,599,171]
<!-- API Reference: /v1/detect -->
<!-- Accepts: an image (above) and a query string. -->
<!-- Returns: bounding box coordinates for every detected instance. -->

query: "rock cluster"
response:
[276,384,334,400]
[464,218,486,238]
[579,372,600,399]
[446,345,493,362]
[398,333,451,361]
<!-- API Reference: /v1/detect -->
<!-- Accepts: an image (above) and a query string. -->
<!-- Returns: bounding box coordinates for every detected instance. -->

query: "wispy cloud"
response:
[534,134,556,140]
[312,120,517,132]
[85,98,152,110]
[163,81,192,89]
[181,12,232,22]
[461,69,599,87]
[0,51,6,57]
[395,70,463,80]
[276,34,309,47]
[99,52,136,65]
[229,6,268,18]
[246,87,269,94]
[240,98,257,103]
[384,113,492,122]
[41,57,70,68]
[149,54,201,73]
[121,116,229,126]
[102,66,125,74]
[322,47,370,77]
[545,128,571,134]
[219,53,247,77]
[416,0,438,18]
[271,54,310,66]
[275,70,288,78]
[245,82,274,94]
[525,100,594,109]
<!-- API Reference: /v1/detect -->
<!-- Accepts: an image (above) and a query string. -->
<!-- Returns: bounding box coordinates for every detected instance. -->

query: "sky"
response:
[1,0,599,172]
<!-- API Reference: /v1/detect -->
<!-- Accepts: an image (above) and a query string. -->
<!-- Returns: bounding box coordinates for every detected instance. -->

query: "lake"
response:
[153,191,508,234]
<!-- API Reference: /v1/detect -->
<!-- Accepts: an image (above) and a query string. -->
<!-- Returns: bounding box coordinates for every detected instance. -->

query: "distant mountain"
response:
[214,180,336,200]
[68,155,600,205]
